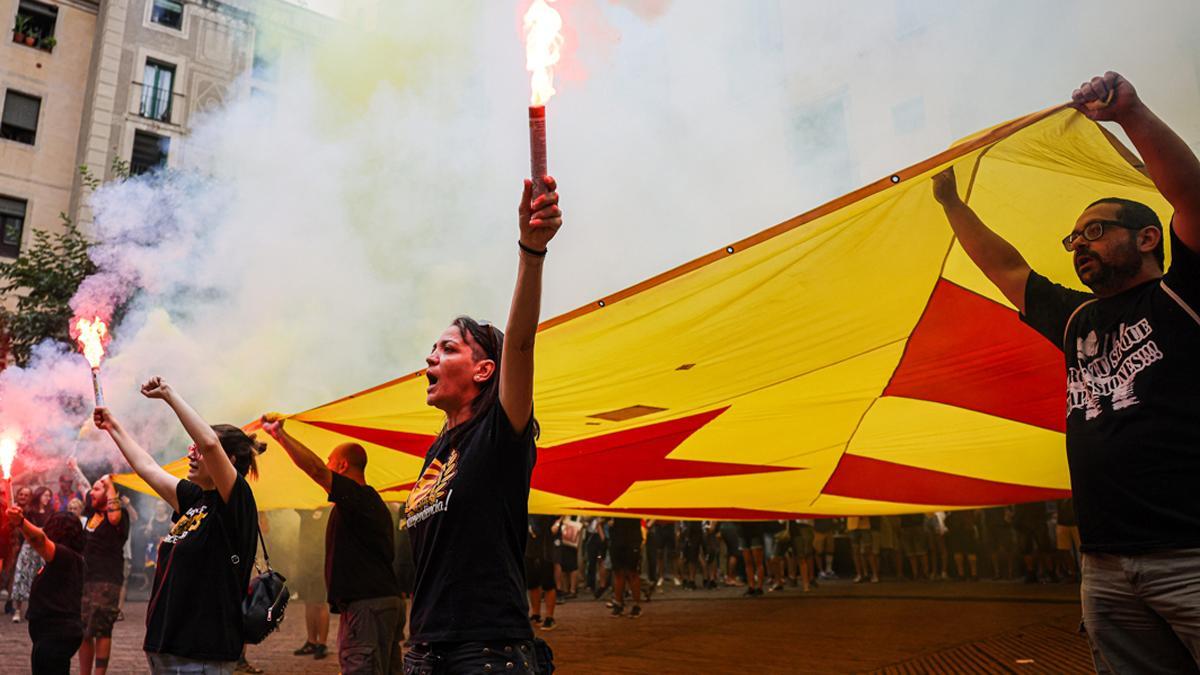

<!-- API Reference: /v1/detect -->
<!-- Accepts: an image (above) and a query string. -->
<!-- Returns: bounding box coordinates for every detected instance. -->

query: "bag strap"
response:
[213,493,270,570]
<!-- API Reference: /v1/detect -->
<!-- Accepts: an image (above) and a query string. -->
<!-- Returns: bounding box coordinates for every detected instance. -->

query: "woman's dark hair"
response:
[444,316,539,445]
[212,425,268,478]
[30,486,52,513]
[44,512,85,553]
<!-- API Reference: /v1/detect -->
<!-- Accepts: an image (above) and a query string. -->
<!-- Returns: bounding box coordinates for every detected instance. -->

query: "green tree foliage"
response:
[0,213,95,366]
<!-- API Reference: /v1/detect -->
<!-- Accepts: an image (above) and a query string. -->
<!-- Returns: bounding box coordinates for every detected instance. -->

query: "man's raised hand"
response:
[260,412,285,440]
[1072,72,1141,123]
[932,168,960,208]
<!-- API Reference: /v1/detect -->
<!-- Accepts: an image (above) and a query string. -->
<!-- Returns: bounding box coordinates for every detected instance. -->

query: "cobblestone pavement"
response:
[0,579,1091,674]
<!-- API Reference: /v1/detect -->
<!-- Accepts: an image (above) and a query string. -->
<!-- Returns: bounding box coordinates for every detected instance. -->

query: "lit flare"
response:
[72,317,109,369]
[523,0,563,106]
[0,433,17,481]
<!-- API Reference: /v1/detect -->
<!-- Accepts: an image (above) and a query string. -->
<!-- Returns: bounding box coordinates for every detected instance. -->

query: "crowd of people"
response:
[515,503,1083,630]
[1,458,136,675]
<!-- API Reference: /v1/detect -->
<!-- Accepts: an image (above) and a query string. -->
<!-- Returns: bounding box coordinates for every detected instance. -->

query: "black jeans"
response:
[402,639,551,675]
[31,635,82,675]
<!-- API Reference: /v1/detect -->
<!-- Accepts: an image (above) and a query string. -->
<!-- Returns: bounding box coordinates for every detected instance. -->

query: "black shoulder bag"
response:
[219,510,289,644]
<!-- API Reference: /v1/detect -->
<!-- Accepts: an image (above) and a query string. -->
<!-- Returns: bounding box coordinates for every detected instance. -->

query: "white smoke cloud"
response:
[1,0,1197,471]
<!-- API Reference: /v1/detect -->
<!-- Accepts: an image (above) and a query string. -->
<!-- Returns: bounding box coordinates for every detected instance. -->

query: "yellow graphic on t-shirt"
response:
[163,505,208,544]
[404,450,458,527]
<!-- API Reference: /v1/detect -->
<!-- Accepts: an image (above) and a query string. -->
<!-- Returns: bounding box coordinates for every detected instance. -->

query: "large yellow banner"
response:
[119,108,1169,517]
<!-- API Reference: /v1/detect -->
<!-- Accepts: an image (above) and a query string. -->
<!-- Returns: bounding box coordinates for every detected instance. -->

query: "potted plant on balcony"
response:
[12,15,29,43]
[40,35,56,51]
[24,27,39,47]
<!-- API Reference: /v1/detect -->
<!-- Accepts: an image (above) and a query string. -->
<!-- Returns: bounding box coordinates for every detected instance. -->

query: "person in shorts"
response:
[607,518,643,618]
[80,474,129,675]
[678,521,703,590]
[982,506,1015,580]
[556,516,582,599]
[717,521,742,586]
[526,515,558,630]
[701,521,722,590]
[736,521,766,596]
[813,518,839,580]
[847,517,879,583]
[899,513,929,580]
[790,520,816,591]
[292,507,331,660]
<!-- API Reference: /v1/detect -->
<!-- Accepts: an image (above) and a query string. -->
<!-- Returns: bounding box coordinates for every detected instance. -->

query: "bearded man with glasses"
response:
[932,72,1200,672]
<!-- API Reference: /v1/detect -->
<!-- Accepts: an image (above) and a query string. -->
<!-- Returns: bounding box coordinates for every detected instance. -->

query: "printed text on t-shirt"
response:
[1068,319,1163,419]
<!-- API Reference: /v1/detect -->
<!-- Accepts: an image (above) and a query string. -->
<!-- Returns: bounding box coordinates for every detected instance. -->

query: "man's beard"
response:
[1076,246,1142,293]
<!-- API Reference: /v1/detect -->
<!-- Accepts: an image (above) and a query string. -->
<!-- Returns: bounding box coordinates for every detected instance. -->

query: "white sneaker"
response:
[672,578,682,587]
[870,575,880,583]
[11,611,20,623]
[852,575,862,583]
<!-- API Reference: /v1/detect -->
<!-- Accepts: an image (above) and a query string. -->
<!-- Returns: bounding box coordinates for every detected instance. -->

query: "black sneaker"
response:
[313,643,328,660]
[742,588,756,597]
[610,603,624,618]
[294,642,316,656]
[629,605,642,619]
[541,617,557,631]
[529,614,542,625]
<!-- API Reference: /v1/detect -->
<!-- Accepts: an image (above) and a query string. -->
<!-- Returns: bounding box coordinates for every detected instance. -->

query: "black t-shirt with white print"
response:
[405,401,536,643]
[143,475,258,662]
[1021,229,1200,554]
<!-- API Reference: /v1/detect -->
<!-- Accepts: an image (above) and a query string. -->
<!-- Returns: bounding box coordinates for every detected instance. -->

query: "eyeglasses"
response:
[1062,220,1146,251]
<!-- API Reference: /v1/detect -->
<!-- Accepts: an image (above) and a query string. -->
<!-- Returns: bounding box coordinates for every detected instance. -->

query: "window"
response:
[130,130,170,175]
[1,91,40,145]
[140,60,176,122]
[13,0,57,50]
[252,37,280,82]
[0,196,27,258]
[150,0,183,30]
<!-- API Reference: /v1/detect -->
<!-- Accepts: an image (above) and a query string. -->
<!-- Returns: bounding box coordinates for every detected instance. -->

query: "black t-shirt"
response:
[405,402,537,643]
[608,518,642,546]
[1021,230,1200,553]
[83,509,130,584]
[326,472,398,609]
[27,546,84,642]
[525,515,556,561]
[144,476,258,662]
[899,513,924,528]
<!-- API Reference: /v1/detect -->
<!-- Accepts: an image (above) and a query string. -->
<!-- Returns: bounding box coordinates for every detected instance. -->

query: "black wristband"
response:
[519,241,547,257]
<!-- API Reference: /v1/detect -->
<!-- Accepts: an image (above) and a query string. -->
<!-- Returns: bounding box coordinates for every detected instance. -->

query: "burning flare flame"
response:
[523,0,563,106]
[73,316,109,369]
[0,434,17,480]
